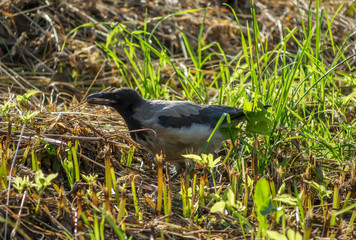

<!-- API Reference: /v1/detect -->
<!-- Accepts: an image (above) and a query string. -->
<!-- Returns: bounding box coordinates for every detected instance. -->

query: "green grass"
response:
[1,0,355,239]
[89,1,355,237]
[88,2,355,238]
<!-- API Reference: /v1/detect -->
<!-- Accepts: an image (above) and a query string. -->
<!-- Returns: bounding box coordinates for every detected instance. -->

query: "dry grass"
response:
[0,0,355,239]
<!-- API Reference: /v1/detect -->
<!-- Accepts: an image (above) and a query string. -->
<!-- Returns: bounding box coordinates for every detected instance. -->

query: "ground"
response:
[0,0,355,239]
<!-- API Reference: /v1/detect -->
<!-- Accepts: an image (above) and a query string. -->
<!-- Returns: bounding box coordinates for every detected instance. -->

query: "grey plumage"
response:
[87,88,245,166]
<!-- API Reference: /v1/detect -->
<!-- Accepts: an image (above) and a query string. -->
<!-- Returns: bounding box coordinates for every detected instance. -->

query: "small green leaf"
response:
[19,111,39,124]
[245,118,272,135]
[273,194,298,206]
[34,170,58,192]
[210,201,226,213]
[16,95,24,103]
[305,180,332,198]
[44,144,56,156]
[227,189,235,206]
[286,229,303,240]
[12,176,33,194]
[23,90,40,100]
[1,100,16,119]
[183,154,202,162]
[277,182,286,196]
[243,99,273,135]
[265,230,288,240]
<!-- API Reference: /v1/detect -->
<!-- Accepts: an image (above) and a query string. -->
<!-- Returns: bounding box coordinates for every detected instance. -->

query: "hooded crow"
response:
[87,88,245,167]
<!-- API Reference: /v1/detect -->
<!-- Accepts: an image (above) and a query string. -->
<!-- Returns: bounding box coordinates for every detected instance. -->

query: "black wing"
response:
[158,105,244,129]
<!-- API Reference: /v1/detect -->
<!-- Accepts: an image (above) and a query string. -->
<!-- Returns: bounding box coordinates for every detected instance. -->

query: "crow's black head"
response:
[87,88,144,117]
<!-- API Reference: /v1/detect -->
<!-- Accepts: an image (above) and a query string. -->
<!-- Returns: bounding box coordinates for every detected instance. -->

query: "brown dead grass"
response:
[0,0,355,239]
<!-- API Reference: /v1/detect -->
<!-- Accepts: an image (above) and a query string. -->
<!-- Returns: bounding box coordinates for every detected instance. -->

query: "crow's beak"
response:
[86,92,116,105]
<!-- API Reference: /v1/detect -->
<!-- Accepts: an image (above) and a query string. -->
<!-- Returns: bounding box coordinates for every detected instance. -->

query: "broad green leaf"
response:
[265,230,288,240]
[244,100,273,135]
[210,201,226,213]
[286,229,303,240]
[254,178,271,212]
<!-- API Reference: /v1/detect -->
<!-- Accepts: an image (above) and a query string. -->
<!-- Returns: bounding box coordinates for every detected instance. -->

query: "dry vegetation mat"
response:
[0,0,356,239]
